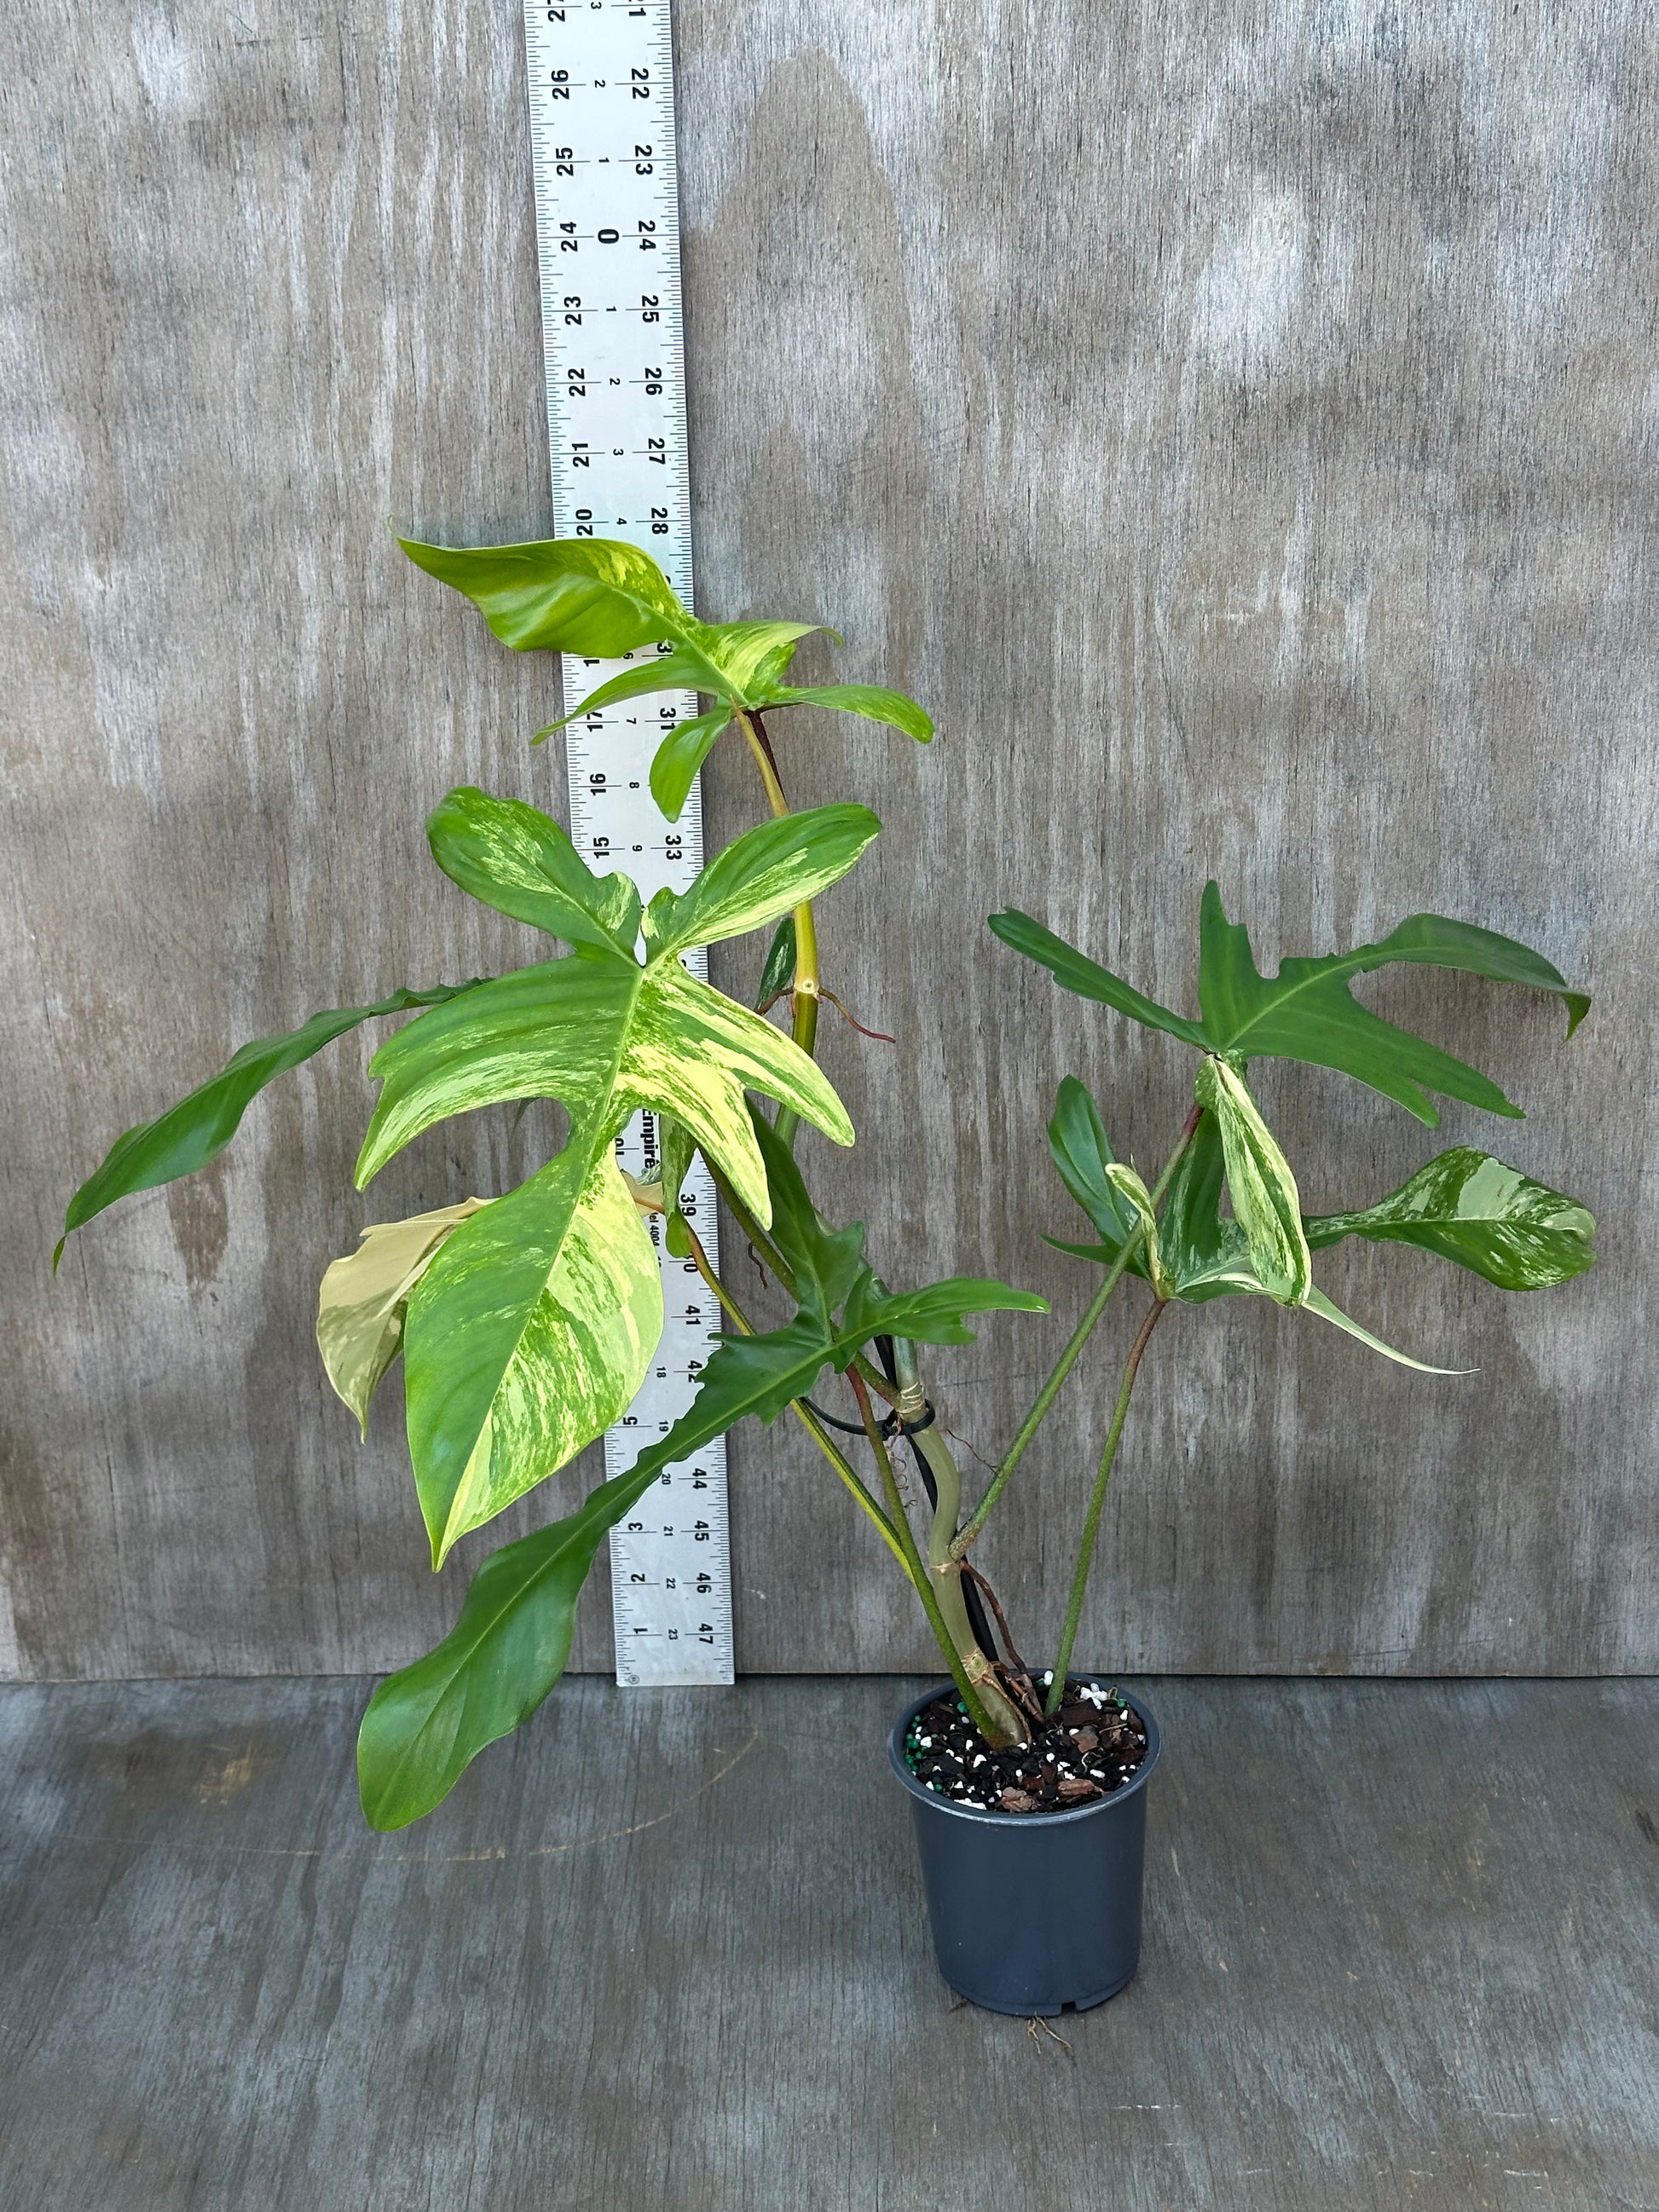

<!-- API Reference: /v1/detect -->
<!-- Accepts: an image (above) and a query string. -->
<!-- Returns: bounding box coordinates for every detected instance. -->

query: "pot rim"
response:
[887,1678,1161,1828]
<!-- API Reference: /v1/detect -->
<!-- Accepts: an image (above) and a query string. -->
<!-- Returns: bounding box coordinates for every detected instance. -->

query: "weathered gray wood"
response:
[0,1673,1655,2209]
[1,2,1654,1678]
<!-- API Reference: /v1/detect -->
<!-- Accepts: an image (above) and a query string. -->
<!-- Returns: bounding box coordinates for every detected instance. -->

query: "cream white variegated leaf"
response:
[317,1198,488,1438]
[1193,1056,1312,1306]
[1101,1162,1170,1297]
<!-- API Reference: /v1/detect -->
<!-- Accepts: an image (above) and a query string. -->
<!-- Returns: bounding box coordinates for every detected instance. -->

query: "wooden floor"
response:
[0,1675,1653,2211]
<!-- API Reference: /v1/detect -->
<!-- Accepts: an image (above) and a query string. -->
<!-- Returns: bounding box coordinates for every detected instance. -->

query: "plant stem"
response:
[681,1225,910,1570]
[847,1369,1009,1742]
[703,1157,797,1297]
[890,1340,1026,1743]
[735,707,818,1146]
[950,1103,1203,1560]
[1044,1297,1165,1717]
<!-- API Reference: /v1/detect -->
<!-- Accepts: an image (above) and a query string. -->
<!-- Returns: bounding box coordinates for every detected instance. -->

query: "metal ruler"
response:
[522,0,733,1686]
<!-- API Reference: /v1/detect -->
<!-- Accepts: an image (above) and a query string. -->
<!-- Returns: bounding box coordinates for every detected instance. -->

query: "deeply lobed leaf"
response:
[404,531,931,810]
[344,791,875,1564]
[1196,884,1588,1125]
[993,884,1590,1129]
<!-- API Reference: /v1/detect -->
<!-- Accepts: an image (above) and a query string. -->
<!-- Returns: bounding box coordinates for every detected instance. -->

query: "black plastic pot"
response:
[887,1680,1160,2016]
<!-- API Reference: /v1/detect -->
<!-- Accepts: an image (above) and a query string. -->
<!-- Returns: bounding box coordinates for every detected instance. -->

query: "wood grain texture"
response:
[2,1,1654,1678]
[0,1673,1655,2209]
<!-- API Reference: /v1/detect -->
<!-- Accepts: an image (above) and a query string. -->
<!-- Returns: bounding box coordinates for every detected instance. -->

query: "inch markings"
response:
[523,0,733,1688]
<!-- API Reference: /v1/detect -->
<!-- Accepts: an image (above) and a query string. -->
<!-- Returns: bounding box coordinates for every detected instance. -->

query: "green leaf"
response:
[426,787,640,955]
[358,1255,1047,1828]
[755,915,796,1009]
[841,1271,1049,1352]
[397,534,687,657]
[316,1199,488,1439]
[987,911,1211,1049]
[56,982,483,1268]
[656,1112,696,1217]
[1158,1112,1231,1293]
[406,1148,662,1563]
[358,1469,657,1831]
[542,620,828,740]
[357,956,849,1209]
[1304,1148,1597,1290]
[650,704,732,822]
[1196,882,1590,1126]
[645,804,880,959]
[762,683,934,743]
[1043,1077,1151,1276]
[749,1106,866,1328]
[1194,1058,1311,1306]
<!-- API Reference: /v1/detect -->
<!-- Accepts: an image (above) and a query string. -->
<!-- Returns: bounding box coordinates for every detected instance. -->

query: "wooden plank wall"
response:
[1,0,1651,1681]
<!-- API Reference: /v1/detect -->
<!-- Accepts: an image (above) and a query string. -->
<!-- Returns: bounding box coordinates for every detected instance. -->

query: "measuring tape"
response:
[522,0,733,1687]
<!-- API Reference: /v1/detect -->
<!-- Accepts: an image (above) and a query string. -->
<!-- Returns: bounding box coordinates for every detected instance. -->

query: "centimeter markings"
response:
[523,0,734,1687]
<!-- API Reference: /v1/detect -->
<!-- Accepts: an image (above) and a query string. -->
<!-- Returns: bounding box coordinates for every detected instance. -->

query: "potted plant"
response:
[60,534,1596,2016]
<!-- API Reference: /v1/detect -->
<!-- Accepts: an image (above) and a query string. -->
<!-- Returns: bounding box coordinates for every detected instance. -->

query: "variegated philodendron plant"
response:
[61,535,1597,1825]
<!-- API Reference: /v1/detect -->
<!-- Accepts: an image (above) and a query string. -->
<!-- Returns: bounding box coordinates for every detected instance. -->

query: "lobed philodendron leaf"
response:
[991,885,1590,1129]
[356,789,872,1563]
[1194,1057,1311,1306]
[1195,885,1589,1125]
[317,1198,488,1438]
[56,982,485,1268]
[357,1203,1046,1828]
[401,532,932,823]
[1304,1148,1596,1290]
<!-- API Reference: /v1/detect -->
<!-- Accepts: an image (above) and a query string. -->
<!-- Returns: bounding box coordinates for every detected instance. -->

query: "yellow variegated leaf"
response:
[317,1198,488,1438]
[408,1151,662,1566]
[620,958,850,1219]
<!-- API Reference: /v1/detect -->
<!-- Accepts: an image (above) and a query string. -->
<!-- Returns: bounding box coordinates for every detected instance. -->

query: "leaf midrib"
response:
[1207,936,1409,1055]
